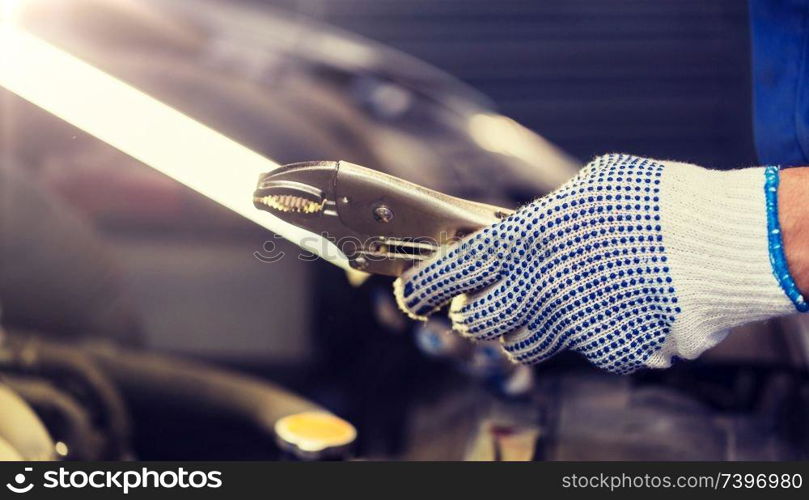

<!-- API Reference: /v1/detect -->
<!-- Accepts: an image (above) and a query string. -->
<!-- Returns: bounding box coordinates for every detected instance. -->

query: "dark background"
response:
[254,0,757,169]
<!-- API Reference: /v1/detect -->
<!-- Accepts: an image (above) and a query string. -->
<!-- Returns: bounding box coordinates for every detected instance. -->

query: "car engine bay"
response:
[1,0,808,461]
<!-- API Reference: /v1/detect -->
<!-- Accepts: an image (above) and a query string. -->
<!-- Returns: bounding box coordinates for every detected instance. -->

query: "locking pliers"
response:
[253,161,512,276]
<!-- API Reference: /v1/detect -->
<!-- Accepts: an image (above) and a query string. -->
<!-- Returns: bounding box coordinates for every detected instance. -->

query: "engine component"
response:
[274,412,357,461]
[0,334,132,459]
[3,376,105,460]
[0,383,55,460]
[85,343,346,445]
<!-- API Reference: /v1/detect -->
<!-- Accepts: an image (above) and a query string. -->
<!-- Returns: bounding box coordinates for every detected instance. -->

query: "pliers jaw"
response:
[254,160,511,276]
[254,161,337,216]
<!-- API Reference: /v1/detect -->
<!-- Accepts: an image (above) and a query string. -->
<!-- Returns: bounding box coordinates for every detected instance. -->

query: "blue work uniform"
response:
[750,0,809,166]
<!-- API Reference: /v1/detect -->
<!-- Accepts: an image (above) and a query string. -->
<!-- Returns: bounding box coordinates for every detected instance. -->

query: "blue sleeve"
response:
[750,0,809,166]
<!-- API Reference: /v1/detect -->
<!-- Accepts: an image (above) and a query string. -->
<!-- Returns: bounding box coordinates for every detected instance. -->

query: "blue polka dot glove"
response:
[394,154,805,374]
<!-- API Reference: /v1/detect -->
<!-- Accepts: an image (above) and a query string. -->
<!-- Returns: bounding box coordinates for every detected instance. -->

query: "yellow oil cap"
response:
[274,412,357,460]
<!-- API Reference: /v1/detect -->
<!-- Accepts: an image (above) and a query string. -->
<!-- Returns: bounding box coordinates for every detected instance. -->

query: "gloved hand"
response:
[394,154,806,374]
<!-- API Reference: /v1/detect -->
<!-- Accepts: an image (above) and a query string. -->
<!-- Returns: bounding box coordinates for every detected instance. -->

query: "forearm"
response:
[779,167,809,295]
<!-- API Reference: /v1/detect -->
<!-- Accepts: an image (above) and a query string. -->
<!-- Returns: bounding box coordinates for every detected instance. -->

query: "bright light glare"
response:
[0,0,23,23]
[0,24,351,270]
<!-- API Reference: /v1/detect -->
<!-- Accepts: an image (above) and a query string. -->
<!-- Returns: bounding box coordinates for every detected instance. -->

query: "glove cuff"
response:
[646,162,798,368]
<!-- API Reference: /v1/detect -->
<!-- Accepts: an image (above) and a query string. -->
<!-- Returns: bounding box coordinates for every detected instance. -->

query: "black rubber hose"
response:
[84,343,327,437]
[0,334,132,459]
[2,375,105,460]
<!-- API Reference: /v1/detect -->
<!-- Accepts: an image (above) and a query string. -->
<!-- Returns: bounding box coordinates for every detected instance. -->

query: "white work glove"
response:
[394,154,805,374]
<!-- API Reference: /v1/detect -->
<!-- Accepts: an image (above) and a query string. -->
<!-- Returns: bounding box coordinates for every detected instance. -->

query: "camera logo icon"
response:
[6,467,34,494]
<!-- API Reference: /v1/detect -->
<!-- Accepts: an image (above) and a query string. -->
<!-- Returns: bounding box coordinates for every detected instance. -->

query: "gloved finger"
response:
[500,324,583,367]
[393,228,503,320]
[501,309,610,366]
[500,324,563,365]
[447,277,532,341]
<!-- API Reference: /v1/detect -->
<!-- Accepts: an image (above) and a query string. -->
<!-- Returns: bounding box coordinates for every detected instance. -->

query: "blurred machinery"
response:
[0,0,808,460]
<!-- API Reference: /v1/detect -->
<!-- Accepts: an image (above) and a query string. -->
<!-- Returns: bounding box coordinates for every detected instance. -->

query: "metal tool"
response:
[253,160,513,276]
